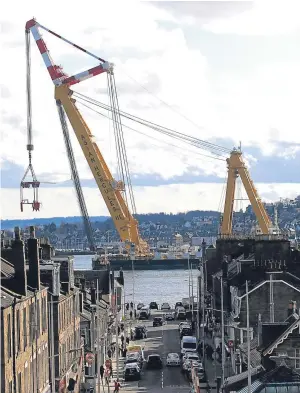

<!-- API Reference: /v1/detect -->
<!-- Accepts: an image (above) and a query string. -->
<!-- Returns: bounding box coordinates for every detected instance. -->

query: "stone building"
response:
[39,253,82,393]
[1,227,50,393]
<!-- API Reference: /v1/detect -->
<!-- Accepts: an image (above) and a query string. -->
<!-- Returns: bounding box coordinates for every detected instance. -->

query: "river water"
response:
[74,255,199,306]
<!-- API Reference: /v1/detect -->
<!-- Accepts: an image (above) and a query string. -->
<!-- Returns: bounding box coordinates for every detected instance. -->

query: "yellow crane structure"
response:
[221,149,273,236]
[25,18,149,255]
[24,18,274,244]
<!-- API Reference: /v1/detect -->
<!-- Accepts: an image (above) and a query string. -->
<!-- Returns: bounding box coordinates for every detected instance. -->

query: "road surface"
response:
[121,310,191,393]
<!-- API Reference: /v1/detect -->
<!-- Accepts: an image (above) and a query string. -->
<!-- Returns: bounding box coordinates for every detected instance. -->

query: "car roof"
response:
[125,363,139,369]
[154,316,162,319]
[181,336,196,342]
[148,353,160,358]
[167,353,179,357]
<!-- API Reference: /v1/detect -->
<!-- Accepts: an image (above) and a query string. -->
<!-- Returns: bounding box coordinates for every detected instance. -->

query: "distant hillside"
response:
[0,216,108,230]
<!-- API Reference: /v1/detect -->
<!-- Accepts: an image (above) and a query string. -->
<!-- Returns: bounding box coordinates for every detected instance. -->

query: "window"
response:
[36,300,40,338]
[23,307,27,349]
[7,314,12,358]
[9,380,13,393]
[16,309,20,353]
[18,372,21,393]
[29,303,35,344]
[295,348,300,369]
[24,365,29,393]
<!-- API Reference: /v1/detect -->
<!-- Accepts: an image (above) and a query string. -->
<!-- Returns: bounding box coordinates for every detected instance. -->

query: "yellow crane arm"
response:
[221,150,272,235]
[55,85,148,253]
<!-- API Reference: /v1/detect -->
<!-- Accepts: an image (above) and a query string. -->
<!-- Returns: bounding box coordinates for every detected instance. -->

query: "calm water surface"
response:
[74,255,199,306]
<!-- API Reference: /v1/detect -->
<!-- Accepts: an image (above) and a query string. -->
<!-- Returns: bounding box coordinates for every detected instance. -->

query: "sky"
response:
[1,0,300,220]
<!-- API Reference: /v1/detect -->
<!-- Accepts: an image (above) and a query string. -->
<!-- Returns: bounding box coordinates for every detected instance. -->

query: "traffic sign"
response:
[85,353,94,364]
[228,340,234,348]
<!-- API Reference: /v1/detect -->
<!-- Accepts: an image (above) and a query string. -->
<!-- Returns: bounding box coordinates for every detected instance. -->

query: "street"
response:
[117,310,191,393]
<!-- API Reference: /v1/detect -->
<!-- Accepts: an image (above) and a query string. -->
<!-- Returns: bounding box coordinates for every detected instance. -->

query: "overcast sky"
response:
[1,0,300,219]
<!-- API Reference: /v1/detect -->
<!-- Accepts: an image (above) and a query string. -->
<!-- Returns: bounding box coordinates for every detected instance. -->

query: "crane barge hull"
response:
[92,257,200,271]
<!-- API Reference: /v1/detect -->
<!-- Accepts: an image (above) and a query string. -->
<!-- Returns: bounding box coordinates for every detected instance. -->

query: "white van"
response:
[181,336,197,356]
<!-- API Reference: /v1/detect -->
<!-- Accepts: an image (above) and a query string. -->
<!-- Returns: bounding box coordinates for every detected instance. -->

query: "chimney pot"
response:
[29,226,35,238]
[14,226,21,241]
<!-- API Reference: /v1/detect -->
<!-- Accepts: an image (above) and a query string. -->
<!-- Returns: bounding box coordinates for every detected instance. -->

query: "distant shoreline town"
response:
[2,197,299,249]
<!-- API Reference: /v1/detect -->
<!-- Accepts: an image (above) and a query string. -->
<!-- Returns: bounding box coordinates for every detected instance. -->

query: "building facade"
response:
[1,227,50,393]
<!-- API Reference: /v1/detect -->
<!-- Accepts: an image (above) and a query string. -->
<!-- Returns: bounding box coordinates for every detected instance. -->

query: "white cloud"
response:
[1,182,299,220]
[203,0,300,36]
[1,1,300,219]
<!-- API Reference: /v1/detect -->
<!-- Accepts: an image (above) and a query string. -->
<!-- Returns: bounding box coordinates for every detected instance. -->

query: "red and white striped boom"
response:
[25,18,112,86]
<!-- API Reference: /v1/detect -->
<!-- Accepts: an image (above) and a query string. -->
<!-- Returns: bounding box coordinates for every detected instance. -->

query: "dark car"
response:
[124,363,141,381]
[180,327,192,338]
[153,317,163,327]
[134,326,147,339]
[149,302,158,310]
[147,354,163,369]
[165,312,175,321]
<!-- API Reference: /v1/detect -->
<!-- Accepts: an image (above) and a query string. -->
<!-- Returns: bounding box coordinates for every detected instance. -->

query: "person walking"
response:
[129,310,133,319]
[130,301,133,309]
[100,365,104,382]
[114,379,121,393]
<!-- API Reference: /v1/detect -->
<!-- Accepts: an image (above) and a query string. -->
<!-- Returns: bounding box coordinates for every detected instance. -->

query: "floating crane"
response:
[20,30,41,212]
[24,18,275,245]
[25,18,148,255]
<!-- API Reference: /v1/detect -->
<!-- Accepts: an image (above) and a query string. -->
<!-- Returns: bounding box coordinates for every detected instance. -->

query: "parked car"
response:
[125,352,143,368]
[153,317,163,327]
[137,303,144,310]
[180,327,192,339]
[147,354,163,369]
[139,307,150,320]
[178,322,190,331]
[165,312,175,321]
[166,353,180,366]
[175,301,183,309]
[124,363,141,381]
[161,302,171,310]
[149,302,158,310]
[134,325,147,339]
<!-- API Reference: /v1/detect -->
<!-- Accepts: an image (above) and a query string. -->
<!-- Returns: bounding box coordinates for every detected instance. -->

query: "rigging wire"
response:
[73,91,231,156]
[107,73,137,215]
[115,65,216,143]
[77,100,227,163]
[77,102,226,163]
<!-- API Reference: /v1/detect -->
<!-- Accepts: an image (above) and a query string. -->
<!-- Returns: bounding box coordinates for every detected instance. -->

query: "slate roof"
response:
[0,258,15,278]
[263,315,300,356]
[223,366,264,387]
[239,337,262,368]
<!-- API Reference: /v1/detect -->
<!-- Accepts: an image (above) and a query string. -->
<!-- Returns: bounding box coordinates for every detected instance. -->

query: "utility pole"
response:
[246,280,252,392]
[221,276,225,384]
[50,295,55,393]
[91,305,96,390]
[115,288,120,380]
[97,280,101,393]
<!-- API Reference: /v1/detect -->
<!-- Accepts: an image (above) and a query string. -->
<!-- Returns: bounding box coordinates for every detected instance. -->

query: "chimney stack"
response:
[91,288,96,305]
[27,226,40,290]
[288,301,297,317]
[10,227,27,296]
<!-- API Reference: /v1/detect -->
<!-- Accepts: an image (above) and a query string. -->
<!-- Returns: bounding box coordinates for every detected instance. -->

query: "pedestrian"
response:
[130,301,133,309]
[118,326,121,335]
[100,365,104,381]
[126,303,129,311]
[108,348,112,359]
[114,379,121,393]
[121,323,124,331]
[105,368,110,385]
[122,347,127,357]
[129,310,133,319]
[126,337,130,345]
[121,334,124,344]
[134,309,137,318]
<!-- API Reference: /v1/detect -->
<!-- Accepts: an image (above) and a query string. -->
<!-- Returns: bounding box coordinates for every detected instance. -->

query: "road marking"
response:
[161,371,164,388]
